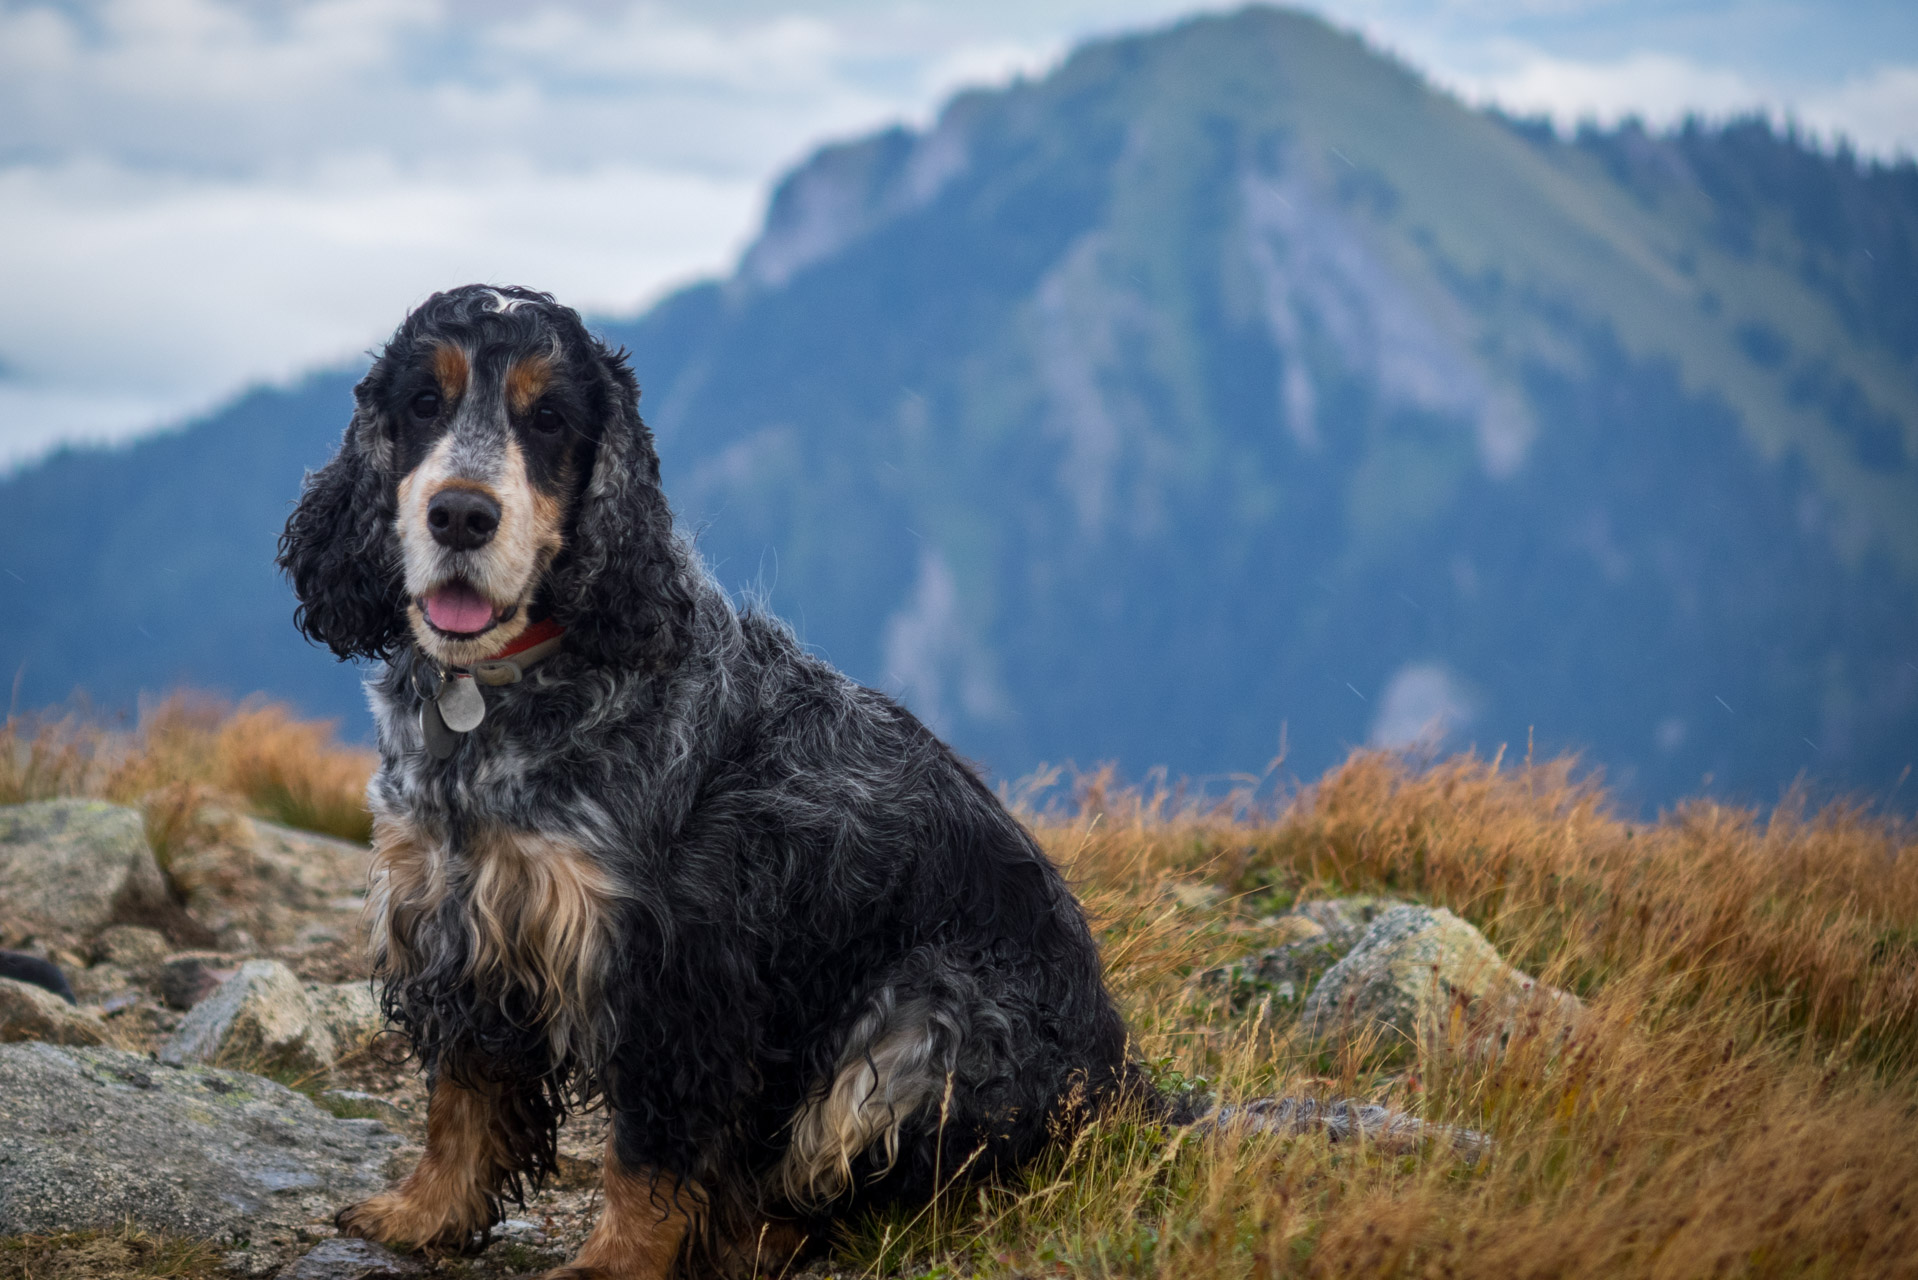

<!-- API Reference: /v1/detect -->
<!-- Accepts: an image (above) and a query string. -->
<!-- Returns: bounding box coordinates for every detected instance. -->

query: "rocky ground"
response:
[0,795,1572,1279]
[0,797,627,1280]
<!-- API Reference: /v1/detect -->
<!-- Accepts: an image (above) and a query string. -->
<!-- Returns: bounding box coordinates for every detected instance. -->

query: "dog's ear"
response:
[277,404,409,662]
[548,343,695,672]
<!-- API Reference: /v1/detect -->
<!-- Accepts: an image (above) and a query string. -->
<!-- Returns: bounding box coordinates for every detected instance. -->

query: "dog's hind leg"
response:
[544,1129,701,1280]
[337,1075,522,1250]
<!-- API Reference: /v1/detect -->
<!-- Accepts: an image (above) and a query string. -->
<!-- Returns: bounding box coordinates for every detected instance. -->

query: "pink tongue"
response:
[424,583,497,634]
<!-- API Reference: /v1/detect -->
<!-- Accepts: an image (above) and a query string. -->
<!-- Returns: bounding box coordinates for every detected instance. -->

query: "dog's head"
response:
[279,285,690,672]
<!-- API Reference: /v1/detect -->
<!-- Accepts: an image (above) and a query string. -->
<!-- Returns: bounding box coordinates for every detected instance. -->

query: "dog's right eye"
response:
[410,391,441,420]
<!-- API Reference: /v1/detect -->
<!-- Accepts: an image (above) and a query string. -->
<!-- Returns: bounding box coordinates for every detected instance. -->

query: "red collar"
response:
[485,617,564,661]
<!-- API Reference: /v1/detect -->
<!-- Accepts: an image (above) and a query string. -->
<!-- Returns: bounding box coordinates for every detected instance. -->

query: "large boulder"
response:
[0,976,110,1046]
[160,959,337,1075]
[0,1043,402,1246]
[306,980,384,1054]
[1302,904,1579,1053]
[0,800,172,938]
[161,797,370,948]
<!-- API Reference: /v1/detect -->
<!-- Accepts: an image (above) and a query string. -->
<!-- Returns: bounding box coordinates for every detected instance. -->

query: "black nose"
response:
[427,489,500,551]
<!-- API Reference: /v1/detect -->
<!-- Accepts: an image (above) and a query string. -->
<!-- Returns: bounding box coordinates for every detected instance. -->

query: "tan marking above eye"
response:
[504,356,553,417]
[431,343,470,400]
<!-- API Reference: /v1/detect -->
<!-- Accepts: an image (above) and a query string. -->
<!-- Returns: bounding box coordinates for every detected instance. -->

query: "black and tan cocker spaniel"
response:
[277,284,1154,1278]
[279,285,1462,1278]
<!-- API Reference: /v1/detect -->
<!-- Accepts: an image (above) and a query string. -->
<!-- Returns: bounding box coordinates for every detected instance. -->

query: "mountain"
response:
[0,371,370,722]
[2,6,1914,808]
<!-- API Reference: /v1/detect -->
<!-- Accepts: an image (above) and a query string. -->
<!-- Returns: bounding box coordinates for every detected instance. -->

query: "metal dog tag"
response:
[437,673,486,733]
[420,698,459,759]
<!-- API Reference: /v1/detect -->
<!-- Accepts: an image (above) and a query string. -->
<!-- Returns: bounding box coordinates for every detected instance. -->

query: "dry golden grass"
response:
[844,754,1918,1279]
[6,699,1915,1275]
[0,1225,223,1280]
[0,693,376,844]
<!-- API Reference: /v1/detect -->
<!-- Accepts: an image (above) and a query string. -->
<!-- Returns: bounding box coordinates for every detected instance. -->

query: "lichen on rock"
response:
[1196,895,1402,1010]
[1302,904,1580,1054]
[0,1042,402,1253]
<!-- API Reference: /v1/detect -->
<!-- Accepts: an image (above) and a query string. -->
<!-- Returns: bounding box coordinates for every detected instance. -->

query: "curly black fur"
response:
[281,285,1151,1265]
[278,412,407,661]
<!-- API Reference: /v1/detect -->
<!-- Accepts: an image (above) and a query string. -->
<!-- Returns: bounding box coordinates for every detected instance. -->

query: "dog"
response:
[277,285,1149,1278]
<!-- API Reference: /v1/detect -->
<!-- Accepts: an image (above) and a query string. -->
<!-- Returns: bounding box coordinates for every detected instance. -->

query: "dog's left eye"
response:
[410,391,441,420]
[533,406,563,434]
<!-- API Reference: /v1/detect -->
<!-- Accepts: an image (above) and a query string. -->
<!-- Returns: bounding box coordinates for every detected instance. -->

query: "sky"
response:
[1,0,1913,472]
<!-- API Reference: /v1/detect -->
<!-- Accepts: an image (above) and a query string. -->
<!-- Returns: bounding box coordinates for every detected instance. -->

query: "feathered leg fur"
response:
[545,1132,701,1280]
[337,1076,519,1249]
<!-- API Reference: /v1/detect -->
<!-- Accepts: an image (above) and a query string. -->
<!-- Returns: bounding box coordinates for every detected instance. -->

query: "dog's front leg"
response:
[338,1074,518,1251]
[545,1132,699,1280]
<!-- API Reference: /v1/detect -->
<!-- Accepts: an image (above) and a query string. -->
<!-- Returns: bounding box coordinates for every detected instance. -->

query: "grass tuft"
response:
[0,1224,224,1280]
[1,693,376,843]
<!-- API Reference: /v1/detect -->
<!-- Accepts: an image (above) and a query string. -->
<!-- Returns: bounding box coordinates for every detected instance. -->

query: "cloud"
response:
[1801,64,1918,158]
[1459,47,1765,128]
[0,0,1071,470]
[1369,662,1479,750]
[1420,39,1918,157]
[0,154,757,469]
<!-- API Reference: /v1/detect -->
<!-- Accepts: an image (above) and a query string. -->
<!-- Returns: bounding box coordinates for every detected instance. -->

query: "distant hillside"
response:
[0,371,368,721]
[2,6,1914,808]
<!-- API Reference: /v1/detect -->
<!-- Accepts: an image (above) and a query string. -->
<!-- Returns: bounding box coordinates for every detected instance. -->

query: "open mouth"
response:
[420,580,509,637]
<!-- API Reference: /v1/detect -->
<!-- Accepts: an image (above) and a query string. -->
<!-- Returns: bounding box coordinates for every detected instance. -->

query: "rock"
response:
[159,959,337,1074]
[282,1237,422,1280]
[1198,933,1346,1009]
[156,952,243,1010]
[161,799,370,948]
[92,923,172,968]
[0,1042,402,1238]
[306,981,383,1052]
[1302,904,1579,1053]
[0,977,110,1045]
[1289,895,1402,950]
[1195,897,1398,1010]
[0,800,172,937]
[68,962,137,1006]
[1216,1095,1488,1160]
[318,1090,408,1126]
[0,949,76,1003]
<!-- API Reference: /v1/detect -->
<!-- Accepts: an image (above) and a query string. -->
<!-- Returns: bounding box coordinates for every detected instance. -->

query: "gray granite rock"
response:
[281,1237,422,1280]
[164,802,370,948]
[306,981,383,1054]
[156,952,242,1010]
[0,800,171,936]
[0,976,110,1045]
[1196,896,1404,1009]
[0,1042,403,1237]
[92,923,173,968]
[159,959,336,1074]
[1288,895,1403,950]
[1216,1095,1488,1160]
[1302,904,1580,1052]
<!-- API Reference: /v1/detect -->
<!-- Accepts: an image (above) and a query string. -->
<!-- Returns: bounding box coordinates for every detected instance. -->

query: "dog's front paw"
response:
[540,1268,613,1280]
[336,1191,476,1252]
